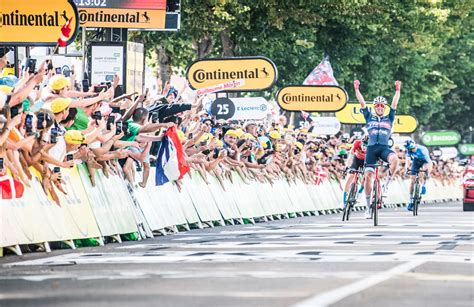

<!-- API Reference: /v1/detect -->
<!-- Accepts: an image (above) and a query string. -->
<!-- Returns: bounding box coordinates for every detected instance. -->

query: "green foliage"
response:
[132,0,473,135]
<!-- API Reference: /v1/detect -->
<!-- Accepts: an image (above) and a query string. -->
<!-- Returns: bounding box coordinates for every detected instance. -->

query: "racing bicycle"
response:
[407,169,428,216]
[342,168,364,221]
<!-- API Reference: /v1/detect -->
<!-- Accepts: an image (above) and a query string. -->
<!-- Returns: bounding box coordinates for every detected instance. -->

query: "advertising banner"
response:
[126,42,144,94]
[276,85,348,112]
[310,117,341,135]
[422,130,461,146]
[335,103,417,133]
[90,43,124,86]
[186,57,277,92]
[459,144,474,156]
[74,0,167,29]
[0,0,79,46]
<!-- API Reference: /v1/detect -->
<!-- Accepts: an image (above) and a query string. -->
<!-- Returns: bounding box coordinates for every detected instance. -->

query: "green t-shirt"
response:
[67,108,89,131]
[120,119,141,142]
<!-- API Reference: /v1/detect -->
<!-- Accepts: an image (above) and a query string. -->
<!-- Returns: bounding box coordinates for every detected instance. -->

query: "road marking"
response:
[294,260,426,307]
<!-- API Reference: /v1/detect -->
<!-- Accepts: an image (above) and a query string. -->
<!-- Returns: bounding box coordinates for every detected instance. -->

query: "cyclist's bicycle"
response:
[342,168,364,222]
[407,169,428,216]
[369,161,390,226]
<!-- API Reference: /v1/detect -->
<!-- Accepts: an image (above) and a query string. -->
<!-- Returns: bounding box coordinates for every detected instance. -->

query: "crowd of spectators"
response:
[0,56,465,206]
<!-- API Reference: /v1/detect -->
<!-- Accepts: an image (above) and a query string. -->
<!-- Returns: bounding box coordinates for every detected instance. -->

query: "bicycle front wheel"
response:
[373,180,379,226]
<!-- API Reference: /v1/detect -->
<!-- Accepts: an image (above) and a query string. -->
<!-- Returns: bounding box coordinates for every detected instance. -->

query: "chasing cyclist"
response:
[404,139,433,211]
[343,135,368,207]
[354,80,401,218]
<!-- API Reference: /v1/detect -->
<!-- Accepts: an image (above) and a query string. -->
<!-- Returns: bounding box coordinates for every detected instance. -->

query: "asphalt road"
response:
[0,201,473,307]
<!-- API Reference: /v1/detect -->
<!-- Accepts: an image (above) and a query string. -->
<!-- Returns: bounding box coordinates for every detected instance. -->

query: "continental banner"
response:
[0,0,79,46]
[276,85,348,112]
[75,0,166,29]
[186,57,278,92]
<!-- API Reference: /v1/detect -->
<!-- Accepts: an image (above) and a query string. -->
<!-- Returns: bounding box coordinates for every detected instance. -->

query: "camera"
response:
[53,166,61,173]
[50,127,59,144]
[82,79,89,92]
[94,85,107,93]
[66,154,74,161]
[25,114,34,135]
[26,58,37,74]
[115,121,123,135]
[0,157,4,171]
[106,116,115,130]
[150,112,159,124]
[122,121,129,135]
[91,111,102,121]
[46,60,54,71]
[55,67,62,75]
[37,112,45,129]
[10,106,20,118]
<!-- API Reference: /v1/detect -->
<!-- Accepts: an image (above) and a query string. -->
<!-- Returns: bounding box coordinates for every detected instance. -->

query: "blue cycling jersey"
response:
[406,145,431,163]
[362,107,396,146]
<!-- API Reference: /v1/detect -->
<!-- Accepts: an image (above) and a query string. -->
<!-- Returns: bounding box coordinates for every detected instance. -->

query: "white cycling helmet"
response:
[373,96,387,105]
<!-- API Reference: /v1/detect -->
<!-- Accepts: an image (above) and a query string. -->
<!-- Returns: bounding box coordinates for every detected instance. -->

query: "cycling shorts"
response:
[411,159,429,174]
[365,144,395,171]
[350,157,365,171]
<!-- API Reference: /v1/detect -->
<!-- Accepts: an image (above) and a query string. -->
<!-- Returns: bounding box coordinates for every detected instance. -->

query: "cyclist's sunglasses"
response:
[374,103,385,108]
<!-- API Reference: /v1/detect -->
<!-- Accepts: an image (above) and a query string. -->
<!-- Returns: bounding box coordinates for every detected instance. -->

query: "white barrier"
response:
[1,166,462,257]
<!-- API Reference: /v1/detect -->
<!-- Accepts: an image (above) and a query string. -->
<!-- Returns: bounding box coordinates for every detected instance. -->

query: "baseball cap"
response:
[225,130,239,138]
[49,75,69,91]
[50,97,71,113]
[0,85,13,93]
[64,130,85,145]
[268,130,281,140]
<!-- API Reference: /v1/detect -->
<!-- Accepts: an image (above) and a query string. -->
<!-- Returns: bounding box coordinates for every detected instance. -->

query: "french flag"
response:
[155,126,190,186]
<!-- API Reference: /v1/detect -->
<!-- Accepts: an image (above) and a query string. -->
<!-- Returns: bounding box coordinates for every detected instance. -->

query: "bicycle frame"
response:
[370,162,388,226]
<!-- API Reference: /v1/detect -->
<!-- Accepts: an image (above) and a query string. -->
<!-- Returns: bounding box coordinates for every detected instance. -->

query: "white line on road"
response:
[293,259,426,307]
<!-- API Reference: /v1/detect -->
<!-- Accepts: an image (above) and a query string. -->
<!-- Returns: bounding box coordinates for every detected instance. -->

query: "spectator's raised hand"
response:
[7,114,22,129]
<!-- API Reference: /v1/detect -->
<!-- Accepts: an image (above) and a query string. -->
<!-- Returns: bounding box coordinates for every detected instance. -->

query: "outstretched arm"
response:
[353,80,366,108]
[391,81,401,110]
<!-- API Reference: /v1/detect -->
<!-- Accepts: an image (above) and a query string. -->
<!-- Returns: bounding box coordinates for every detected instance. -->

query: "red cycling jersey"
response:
[351,140,366,160]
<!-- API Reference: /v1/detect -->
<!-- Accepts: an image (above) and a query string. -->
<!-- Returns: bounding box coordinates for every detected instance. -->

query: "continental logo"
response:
[78,8,165,28]
[276,86,348,112]
[193,68,261,84]
[186,57,277,92]
[0,0,79,46]
[0,10,62,27]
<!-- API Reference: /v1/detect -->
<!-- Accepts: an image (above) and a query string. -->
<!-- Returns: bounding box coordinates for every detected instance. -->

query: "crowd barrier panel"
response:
[182,171,225,226]
[1,167,102,255]
[207,175,242,224]
[273,180,301,216]
[77,165,138,242]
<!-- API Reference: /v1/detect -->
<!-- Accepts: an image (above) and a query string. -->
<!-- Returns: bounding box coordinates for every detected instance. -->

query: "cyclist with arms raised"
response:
[342,134,368,207]
[354,80,401,218]
[404,139,433,211]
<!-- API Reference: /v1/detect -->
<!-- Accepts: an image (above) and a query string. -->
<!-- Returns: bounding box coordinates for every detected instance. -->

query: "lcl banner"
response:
[335,103,418,133]
[186,56,278,92]
[0,0,79,46]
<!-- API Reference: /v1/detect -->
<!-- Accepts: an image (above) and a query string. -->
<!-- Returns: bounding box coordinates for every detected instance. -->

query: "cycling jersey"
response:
[406,145,431,163]
[362,107,396,146]
[351,140,366,160]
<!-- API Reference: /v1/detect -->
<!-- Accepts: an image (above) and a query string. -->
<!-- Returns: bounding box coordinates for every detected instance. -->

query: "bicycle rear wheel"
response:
[372,180,379,226]
[413,181,420,216]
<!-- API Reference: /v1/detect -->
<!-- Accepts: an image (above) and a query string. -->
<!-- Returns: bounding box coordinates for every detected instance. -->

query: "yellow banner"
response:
[336,103,417,133]
[0,0,79,46]
[276,86,348,112]
[186,57,277,92]
[393,115,418,134]
[78,8,165,29]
